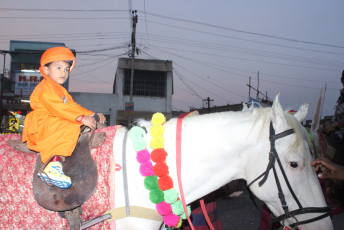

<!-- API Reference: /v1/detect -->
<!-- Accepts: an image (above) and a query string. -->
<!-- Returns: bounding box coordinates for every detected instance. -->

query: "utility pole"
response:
[0,52,6,130]
[246,72,272,105]
[256,71,259,99]
[248,76,251,102]
[203,97,214,113]
[128,10,138,124]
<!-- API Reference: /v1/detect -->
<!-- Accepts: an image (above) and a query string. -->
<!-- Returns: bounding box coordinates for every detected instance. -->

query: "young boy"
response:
[22,47,106,189]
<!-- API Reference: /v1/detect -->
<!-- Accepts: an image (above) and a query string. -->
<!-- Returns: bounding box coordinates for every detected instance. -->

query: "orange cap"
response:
[39,47,76,76]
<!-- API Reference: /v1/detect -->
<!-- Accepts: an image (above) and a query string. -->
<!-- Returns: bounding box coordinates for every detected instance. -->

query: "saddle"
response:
[32,131,100,212]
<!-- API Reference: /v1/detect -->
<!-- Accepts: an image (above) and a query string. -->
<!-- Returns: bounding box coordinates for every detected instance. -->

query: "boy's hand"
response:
[96,113,106,124]
[81,115,97,130]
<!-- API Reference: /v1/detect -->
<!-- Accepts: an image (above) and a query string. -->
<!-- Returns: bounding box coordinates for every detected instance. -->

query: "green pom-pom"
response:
[129,126,147,151]
[133,138,146,151]
[171,200,184,215]
[144,176,159,190]
[129,126,145,139]
[149,188,164,204]
[180,205,191,220]
[164,188,179,204]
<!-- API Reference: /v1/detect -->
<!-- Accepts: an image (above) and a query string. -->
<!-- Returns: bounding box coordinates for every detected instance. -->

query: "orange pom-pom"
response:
[153,162,169,177]
[158,175,173,191]
[151,148,167,163]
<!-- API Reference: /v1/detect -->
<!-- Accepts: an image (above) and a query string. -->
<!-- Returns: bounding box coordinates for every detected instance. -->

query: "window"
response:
[124,69,166,97]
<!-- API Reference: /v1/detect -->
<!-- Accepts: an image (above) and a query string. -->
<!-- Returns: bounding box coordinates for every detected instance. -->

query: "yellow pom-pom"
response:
[150,136,165,149]
[152,113,166,125]
[150,125,164,137]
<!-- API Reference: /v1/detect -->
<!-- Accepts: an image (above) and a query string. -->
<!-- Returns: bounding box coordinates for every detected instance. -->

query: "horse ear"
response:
[242,103,249,111]
[271,93,288,128]
[293,103,310,122]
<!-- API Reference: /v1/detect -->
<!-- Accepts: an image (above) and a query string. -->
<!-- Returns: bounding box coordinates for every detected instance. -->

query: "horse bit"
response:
[248,122,331,230]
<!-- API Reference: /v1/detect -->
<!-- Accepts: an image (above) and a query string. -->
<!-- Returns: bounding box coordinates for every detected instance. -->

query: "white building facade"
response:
[71,58,173,126]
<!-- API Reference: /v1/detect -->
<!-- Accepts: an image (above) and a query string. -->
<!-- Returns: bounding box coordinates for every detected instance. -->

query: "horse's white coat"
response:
[113,94,333,230]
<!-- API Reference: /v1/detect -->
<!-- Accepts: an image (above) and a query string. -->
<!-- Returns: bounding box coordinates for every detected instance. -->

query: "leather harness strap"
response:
[176,113,194,229]
[104,206,162,222]
[122,130,131,216]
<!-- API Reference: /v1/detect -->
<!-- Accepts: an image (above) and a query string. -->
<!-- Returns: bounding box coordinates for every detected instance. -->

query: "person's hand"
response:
[95,113,106,124]
[324,121,335,134]
[311,157,344,180]
[81,115,97,130]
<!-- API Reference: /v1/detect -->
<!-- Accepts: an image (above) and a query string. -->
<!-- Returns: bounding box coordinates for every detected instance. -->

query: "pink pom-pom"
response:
[139,161,154,176]
[136,149,150,163]
[163,213,180,227]
[156,201,172,216]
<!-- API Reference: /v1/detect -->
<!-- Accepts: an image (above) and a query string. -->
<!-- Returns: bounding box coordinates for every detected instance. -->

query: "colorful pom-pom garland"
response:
[128,112,191,228]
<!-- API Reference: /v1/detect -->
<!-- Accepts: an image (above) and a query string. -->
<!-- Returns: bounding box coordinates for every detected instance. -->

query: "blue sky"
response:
[1,0,344,120]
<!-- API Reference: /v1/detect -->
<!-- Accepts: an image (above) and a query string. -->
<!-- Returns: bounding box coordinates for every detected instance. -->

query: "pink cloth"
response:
[0,126,118,230]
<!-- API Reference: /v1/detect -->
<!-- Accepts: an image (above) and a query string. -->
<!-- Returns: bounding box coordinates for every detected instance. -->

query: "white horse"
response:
[110,94,332,230]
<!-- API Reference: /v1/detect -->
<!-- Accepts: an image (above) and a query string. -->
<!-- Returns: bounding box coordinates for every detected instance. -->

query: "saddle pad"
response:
[0,126,118,230]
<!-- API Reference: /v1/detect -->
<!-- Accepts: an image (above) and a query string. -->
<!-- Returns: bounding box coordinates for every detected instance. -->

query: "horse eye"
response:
[290,162,298,168]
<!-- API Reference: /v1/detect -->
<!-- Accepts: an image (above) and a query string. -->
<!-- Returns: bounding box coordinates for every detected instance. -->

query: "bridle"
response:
[247,122,331,229]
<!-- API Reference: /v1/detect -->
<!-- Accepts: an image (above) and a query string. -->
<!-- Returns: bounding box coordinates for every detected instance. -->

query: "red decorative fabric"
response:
[0,126,118,230]
[183,201,224,230]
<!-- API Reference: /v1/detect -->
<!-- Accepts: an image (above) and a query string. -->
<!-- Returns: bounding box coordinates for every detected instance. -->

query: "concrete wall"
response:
[70,92,118,126]
[115,58,173,121]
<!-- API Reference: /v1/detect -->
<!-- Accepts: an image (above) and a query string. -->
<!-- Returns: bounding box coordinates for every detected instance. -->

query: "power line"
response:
[173,62,247,100]
[139,32,344,57]
[0,16,128,20]
[77,45,128,54]
[1,7,342,49]
[0,7,127,12]
[149,44,342,71]
[143,0,150,45]
[141,20,344,56]
[148,46,334,91]
[141,11,344,49]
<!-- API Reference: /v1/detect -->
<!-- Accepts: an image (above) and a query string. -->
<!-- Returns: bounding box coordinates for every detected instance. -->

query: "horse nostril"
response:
[290,162,298,168]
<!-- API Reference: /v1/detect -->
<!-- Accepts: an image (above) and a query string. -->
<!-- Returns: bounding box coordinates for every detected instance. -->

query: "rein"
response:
[176,113,215,230]
[248,122,330,229]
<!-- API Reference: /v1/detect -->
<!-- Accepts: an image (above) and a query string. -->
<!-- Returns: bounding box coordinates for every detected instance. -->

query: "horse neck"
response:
[163,111,269,204]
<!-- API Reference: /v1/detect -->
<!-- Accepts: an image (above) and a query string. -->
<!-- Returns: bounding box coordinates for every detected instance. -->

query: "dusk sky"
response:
[1,1,344,121]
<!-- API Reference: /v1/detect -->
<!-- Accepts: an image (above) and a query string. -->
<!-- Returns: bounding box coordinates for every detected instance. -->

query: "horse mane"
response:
[284,113,310,159]
[250,107,308,159]
[250,107,271,139]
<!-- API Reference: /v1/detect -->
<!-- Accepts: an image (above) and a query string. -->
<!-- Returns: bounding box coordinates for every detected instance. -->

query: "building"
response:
[71,57,173,126]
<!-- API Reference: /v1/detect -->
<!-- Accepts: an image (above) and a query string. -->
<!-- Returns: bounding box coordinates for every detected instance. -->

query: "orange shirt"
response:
[22,78,94,163]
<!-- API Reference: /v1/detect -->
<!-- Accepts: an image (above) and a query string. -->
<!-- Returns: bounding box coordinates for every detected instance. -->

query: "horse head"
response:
[246,94,332,230]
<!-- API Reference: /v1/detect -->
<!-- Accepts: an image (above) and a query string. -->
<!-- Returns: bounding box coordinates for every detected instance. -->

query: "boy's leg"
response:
[37,156,71,189]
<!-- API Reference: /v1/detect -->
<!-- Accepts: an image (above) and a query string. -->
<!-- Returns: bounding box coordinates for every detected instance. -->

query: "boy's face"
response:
[43,61,71,85]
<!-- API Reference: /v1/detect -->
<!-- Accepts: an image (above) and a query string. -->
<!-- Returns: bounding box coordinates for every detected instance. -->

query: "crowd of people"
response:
[312,70,344,180]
